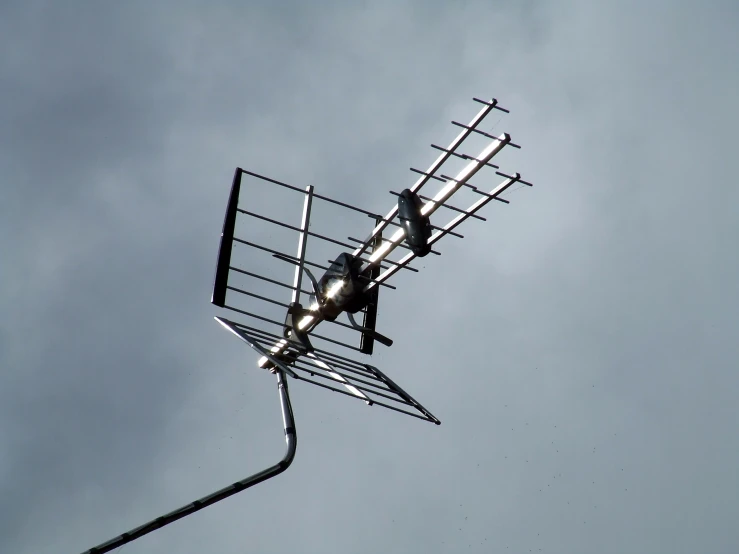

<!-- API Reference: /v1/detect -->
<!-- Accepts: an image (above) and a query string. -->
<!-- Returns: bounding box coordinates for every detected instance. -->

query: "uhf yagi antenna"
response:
[81,96,532,553]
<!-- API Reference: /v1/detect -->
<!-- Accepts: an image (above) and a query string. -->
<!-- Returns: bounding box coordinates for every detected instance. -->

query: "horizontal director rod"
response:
[417,193,486,220]
[451,120,521,148]
[430,144,500,169]
[438,175,510,204]
[233,237,395,290]
[229,266,314,297]
[409,167,446,182]
[412,169,486,196]
[495,171,533,187]
[473,97,510,112]
[388,190,486,221]
[327,256,417,273]
[347,236,441,256]
[365,214,464,239]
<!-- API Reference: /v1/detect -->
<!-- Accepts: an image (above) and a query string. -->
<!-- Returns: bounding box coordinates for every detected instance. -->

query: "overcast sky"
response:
[2,1,738,553]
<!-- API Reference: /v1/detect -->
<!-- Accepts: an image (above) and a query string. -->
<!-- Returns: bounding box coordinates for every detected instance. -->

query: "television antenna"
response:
[81,96,532,553]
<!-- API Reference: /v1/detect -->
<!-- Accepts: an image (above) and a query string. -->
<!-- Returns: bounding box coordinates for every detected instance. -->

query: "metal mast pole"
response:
[80,370,297,554]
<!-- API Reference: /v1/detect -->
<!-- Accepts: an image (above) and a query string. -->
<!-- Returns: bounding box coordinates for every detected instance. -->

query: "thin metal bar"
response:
[324,317,364,333]
[241,169,391,221]
[229,266,313,297]
[293,376,437,423]
[231,317,373,368]
[223,292,365,339]
[368,363,440,424]
[360,396,439,423]
[313,193,385,219]
[324,257,390,271]
[496,171,533,186]
[240,331,373,364]
[79,370,296,554]
[440,175,483,190]
[329,256,416,273]
[222,306,289,332]
[468,189,510,204]
[365,214,463,239]
[231,322,283,343]
[367,213,402,228]
[304,351,369,400]
[299,343,375,372]
[308,350,375,373]
[305,330,364,352]
[272,249,394,288]
[417,194,486,221]
[290,369,393,401]
[237,333,283,348]
[294,363,414,406]
[451,120,501,140]
[238,209,366,255]
[439,174,509,204]
[234,239,399,295]
[226,285,291,309]
[291,360,394,392]
[292,186,313,304]
[218,319,299,378]
[234,238,331,273]
[347,236,440,256]
[241,169,306,194]
[389,190,486,221]
[224,319,374,373]
[430,144,500,169]
[431,225,462,238]
[472,97,510,113]
[291,353,394,388]
[410,167,446,182]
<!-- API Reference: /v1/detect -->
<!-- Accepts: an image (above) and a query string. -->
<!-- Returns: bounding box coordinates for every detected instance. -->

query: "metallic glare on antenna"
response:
[80,96,533,554]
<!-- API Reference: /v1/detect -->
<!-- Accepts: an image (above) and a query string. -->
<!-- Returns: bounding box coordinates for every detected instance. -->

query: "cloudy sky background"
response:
[2,1,738,553]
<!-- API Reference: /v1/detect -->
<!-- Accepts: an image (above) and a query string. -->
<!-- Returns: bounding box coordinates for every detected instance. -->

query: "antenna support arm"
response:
[80,370,297,554]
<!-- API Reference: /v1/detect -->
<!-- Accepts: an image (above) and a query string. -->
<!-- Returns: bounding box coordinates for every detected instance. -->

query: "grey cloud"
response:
[2,1,738,553]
